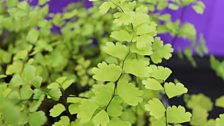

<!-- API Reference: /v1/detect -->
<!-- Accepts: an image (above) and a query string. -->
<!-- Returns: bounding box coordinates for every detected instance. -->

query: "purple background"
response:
[31,0,224,56]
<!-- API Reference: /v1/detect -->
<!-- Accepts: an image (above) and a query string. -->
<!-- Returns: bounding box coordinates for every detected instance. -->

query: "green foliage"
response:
[167,106,192,123]
[1,0,223,126]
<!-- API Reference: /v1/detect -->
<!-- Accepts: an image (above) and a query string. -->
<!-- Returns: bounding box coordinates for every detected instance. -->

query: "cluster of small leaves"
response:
[183,93,224,126]
[137,0,207,66]
[0,0,113,125]
[70,0,192,126]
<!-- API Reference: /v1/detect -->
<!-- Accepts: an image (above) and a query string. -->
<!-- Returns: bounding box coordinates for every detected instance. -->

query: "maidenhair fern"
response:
[73,0,191,125]
[0,0,224,126]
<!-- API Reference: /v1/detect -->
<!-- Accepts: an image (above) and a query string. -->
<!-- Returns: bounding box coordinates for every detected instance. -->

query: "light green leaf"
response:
[92,110,110,126]
[39,0,49,5]
[113,12,134,26]
[132,12,149,27]
[107,118,131,126]
[10,74,24,87]
[136,34,153,49]
[6,61,23,75]
[148,65,172,81]
[167,106,192,123]
[164,82,188,99]
[142,78,163,90]
[187,94,213,111]
[190,106,208,126]
[50,103,66,117]
[123,57,150,77]
[29,111,47,126]
[145,98,165,119]
[107,98,123,117]
[77,100,99,123]
[130,43,152,56]
[216,114,224,126]
[110,30,132,42]
[13,50,28,60]
[32,76,42,88]
[192,1,205,14]
[117,77,142,106]
[20,85,33,100]
[47,87,62,101]
[27,28,39,43]
[92,62,122,81]
[68,104,79,115]
[179,23,196,41]
[151,37,173,64]
[103,42,129,59]
[168,3,179,10]
[216,96,224,108]
[136,23,156,35]
[92,83,114,106]
[22,64,36,83]
[53,116,70,126]
[99,2,112,14]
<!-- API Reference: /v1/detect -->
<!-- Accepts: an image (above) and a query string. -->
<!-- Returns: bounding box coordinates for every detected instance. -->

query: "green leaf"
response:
[192,1,205,14]
[6,61,23,75]
[113,12,134,26]
[145,98,165,119]
[92,62,122,81]
[142,78,163,90]
[216,114,224,126]
[148,65,172,81]
[32,76,42,88]
[56,77,75,90]
[216,96,224,108]
[53,116,70,126]
[136,34,153,49]
[39,0,49,5]
[103,42,129,59]
[107,97,123,117]
[187,94,213,111]
[92,110,110,126]
[167,106,192,123]
[77,100,99,123]
[47,87,62,101]
[164,82,188,99]
[22,64,36,83]
[123,57,150,77]
[107,118,131,126]
[179,23,196,41]
[117,77,142,106]
[10,74,24,87]
[20,85,33,100]
[132,12,149,27]
[92,83,114,106]
[136,23,156,35]
[27,28,39,43]
[13,50,28,60]
[130,43,152,56]
[151,37,173,64]
[99,2,112,14]
[50,103,66,117]
[190,106,208,126]
[168,3,179,10]
[68,104,79,115]
[110,30,132,42]
[33,89,45,100]
[29,111,47,126]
